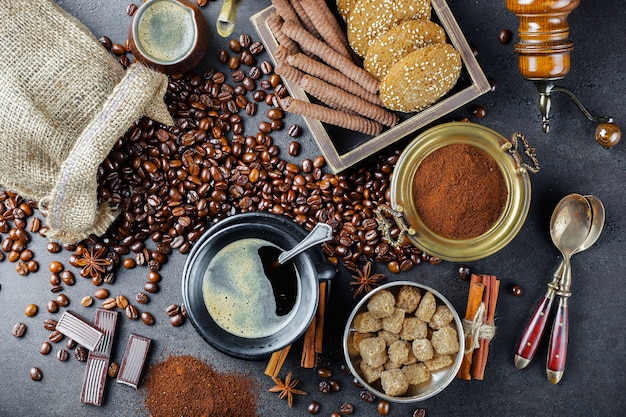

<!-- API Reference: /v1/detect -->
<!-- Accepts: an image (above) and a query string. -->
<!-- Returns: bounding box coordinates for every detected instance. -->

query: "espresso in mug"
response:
[202,238,299,339]
[135,0,195,63]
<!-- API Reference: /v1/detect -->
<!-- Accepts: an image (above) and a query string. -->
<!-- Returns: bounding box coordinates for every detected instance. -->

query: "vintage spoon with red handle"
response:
[514,194,593,370]
[546,195,604,384]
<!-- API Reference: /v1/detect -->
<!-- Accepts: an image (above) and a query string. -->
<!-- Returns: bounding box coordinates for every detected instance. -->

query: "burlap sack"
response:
[0,0,173,243]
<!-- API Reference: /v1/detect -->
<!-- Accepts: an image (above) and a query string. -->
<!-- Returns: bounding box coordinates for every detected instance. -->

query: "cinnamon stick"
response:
[315,281,327,354]
[300,315,317,368]
[457,275,485,380]
[471,275,500,380]
[265,345,292,377]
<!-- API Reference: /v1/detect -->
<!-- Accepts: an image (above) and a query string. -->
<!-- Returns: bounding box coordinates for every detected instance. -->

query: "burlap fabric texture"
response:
[0,0,173,243]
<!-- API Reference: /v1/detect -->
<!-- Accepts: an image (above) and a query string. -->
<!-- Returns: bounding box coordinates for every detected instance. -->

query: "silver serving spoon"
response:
[276,222,333,265]
[514,194,593,371]
[546,195,604,384]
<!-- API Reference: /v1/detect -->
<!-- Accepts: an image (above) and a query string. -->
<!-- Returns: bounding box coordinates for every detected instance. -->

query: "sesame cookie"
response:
[347,0,431,58]
[379,43,462,113]
[364,20,446,80]
[337,0,353,21]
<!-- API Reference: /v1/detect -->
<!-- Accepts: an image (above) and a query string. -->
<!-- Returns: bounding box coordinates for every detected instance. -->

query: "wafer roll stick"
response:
[299,0,353,60]
[281,20,379,94]
[271,0,301,25]
[300,75,398,127]
[275,63,306,86]
[267,12,301,55]
[285,52,383,105]
[280,97,382,136]
[288,0,322,40]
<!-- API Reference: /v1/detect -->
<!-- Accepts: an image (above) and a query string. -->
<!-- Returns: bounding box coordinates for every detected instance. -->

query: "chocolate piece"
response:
[80,309,119,406]
[92,309,119,358]
[80,357,108,405]
[116,333,151,388]
[55,310,103,351]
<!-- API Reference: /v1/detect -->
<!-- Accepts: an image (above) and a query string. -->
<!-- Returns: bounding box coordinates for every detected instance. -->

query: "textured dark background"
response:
[1,1,625,416]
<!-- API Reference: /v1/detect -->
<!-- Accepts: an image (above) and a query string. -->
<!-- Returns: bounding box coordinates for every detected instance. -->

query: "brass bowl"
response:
[385,122,532,262]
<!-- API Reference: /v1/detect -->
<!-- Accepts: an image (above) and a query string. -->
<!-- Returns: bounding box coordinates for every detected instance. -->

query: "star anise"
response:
[75,247,110,278]
[349,261,385,298]
[268,371,307,408]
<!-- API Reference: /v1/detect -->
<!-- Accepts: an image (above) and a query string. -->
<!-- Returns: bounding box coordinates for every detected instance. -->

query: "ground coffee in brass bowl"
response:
[384,122,533,262]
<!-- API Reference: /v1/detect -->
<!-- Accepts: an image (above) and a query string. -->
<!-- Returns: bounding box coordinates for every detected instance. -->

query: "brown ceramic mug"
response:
[128,0,209,74]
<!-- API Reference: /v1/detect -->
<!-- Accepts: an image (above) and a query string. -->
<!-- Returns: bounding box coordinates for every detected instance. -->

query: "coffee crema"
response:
[135,0,195,63]
[202,238,299,339]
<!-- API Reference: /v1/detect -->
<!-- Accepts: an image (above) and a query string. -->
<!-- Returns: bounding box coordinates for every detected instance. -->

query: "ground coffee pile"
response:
[412,143,508,239]
[143,355,259,417]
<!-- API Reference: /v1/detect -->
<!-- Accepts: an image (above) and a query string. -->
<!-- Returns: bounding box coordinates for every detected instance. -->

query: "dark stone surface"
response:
[1,1,624,416]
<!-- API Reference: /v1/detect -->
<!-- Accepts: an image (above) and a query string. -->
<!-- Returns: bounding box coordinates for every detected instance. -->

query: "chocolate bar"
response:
[80,357,108,405]
[55,310,103,351]
[116,333,151,389]
[80,309,119,406]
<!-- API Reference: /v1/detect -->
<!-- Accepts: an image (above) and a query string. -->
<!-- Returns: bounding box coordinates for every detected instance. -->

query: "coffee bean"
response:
[27,260,39,273]
[318,380,330,394]
[102,298,117,310]
[12,322,26,338]
[249,41,264,54]
[331,413,341,417]
[108,362,120,378]
[16,260,29,276]
[141,311,155,325]
[413,408,426,417]
[24,303,38,317]
[125,305,139,320]
[498,29,512,44]
[94,288,109,299]
[61,270,75,286]
[360,390,376,402]
[28,217,41,233]
[165,304,180,317]
[471,105,487,118]
[40,341,52,355]
[228,56,240,70]
[260,60,273,75]
[288,141,300,156]
[56,349,69,362]
[511,284,523,297]
[115,295,129,309]
[19,249,33,262]
[228,39,242,53]
[43,319,58,331]
[30,367,42,381]
[48,330,64,343]
[81,296,93,307]
[287,124,302,137]
[144,281,160,293]
[74,346,88,362]
[239,33,251,48]
[377,400,390,415]
[135,292,149,304]
[458,265,471,281]
[66,338,77,349]
[328,379,340,392]
[122,258,136,269]
[126,3,137,16]
[46,300,59,314]
[340,403,354,414]
[99,36,112,50]
[170,314,184,327]
[307,401,320,414]
[110,43,126,56]
[49,261,63,273]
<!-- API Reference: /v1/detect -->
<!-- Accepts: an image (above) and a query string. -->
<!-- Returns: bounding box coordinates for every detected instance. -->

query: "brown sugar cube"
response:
[353,332,374,352]
[359,359,383,383]
[403,347,418,365]
[384,358,402,370]
[359,336,388,368]
[388,340,411,365]
[431,326,460,355]
[382,308,406,334]
[411,338,434,362]
[378,329,400,346]
[380,368,410,397]
[424,353,455,371]
[402,363,431,386]
[399,317,427,341]
[415,291,437,322]
[353,311,383,333]
[395,285,422,314]
[429,304,454,329]
[367,289,395,318]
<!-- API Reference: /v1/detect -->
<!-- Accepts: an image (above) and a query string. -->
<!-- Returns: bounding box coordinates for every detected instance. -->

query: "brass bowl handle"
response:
[375,205,414,248]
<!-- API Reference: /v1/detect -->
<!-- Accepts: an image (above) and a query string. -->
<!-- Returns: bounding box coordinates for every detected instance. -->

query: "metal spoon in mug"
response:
[545,195,604,384]
[514,194,593,371]
[276,222,333,266]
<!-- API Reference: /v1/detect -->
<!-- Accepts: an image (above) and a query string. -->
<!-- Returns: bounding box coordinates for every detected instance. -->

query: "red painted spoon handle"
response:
[514,292,555,369]
[546,297,569,384]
